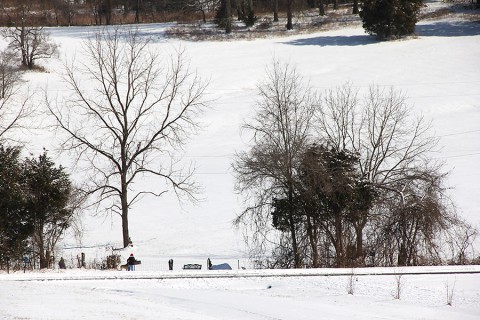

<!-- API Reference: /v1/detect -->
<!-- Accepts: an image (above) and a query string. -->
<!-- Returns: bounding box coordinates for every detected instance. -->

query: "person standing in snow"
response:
[127,253,136,271]
[58,257,66,269]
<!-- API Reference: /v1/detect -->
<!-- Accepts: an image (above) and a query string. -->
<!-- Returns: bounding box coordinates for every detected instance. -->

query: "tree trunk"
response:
[135,0,140,23]
[352,0,359,14]
[353,211,368,266]
[288,187,301,268]
[289,213,301,268]
[273,0,278,22]
[319,0,325,16]
[121,172,130,247]
[286,0,293,30]
[398,243,407,266]
[306,216,319,267]
[38,232,49,269]
[354,224,364,266]
[334,211,344,267]
[225,0,232,34]
[398,209,408,266]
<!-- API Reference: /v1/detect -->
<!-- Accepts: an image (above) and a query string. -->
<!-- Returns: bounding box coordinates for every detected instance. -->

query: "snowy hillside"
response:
[1,2,480,319]
[1,1,479,262]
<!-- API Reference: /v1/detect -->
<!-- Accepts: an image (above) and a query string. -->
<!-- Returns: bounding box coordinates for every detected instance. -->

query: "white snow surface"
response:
[1,2,480,318]
[2,266,480,319]
[13,3,478,258]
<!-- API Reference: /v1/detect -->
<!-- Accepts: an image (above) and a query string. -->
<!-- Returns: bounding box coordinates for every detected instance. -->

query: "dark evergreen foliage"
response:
[24,150,73,269]
[271,197,302,232]
[270,144,376,267]
[360,0,423,39]
[0,146,74,269]
[0,145,32,264]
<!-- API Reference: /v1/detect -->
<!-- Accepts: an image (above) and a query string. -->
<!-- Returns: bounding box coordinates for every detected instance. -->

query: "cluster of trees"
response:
[0,0,436,39]
[0,0,220,26]
[233,61,478,268]
[0,146,80,270]
[0,27,207,270]
[215,0,429,37]
[0,24,208,272]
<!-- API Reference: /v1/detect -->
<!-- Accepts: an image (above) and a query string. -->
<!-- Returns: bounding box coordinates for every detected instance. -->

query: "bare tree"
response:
[1,4,58,70]
[46,28,208,248]
[380,169,455,266]
[0,50,34,143]
[446,218,478,264]
[446,278,456,306]
[316,84,441,265]
[233,60,318,268]
[394,273,403,299]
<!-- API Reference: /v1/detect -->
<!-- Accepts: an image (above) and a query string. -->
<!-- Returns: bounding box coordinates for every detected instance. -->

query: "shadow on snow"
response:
[415,20,480,37]
[284,20,480,47]
[284,34,375,47]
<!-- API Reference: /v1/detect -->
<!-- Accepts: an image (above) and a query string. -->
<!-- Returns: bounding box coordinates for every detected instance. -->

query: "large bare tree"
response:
[47,28,208,247]
[316,84,442,265]
[233,60,318,268]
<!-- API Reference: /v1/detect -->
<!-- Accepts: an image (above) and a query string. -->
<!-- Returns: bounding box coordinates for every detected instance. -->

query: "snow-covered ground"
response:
[10,1,477,259]
[1,1,480,318]
[2,266,480,319]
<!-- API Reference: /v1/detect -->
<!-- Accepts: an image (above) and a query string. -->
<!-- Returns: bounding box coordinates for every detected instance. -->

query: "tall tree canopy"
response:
[47,28,208,247]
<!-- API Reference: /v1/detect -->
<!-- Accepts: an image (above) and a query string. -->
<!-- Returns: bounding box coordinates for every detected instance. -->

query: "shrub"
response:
[360,0,423,40]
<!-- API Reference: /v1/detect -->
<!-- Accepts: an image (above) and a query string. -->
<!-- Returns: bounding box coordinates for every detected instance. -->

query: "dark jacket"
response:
[127,256,136,265]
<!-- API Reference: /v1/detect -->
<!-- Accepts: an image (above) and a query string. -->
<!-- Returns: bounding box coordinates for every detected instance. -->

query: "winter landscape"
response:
[1,0,480,319]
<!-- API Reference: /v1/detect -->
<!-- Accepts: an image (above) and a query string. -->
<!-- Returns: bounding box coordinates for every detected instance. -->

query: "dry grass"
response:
[165,3,479,41]
[165,8,363,41]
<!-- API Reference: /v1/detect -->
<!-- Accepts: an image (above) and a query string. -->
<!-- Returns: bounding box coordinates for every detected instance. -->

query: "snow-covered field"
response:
[8,1,477,259]
[1,1,480,319]
[2,266,480,319]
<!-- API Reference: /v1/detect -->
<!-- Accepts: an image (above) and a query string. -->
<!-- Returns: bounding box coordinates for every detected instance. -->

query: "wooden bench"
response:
[183,263,202,270]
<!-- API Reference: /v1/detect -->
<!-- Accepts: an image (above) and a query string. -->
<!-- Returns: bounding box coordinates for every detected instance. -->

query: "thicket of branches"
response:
[233,61,478,269]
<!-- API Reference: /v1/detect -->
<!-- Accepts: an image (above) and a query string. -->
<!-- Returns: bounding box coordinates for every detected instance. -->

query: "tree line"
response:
[4,0,473,39]
[233,61,478,268]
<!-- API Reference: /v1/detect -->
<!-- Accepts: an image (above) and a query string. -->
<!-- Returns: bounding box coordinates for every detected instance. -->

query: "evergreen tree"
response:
[24,150,73,269]
[360,0,423,39]
[297,145,374,267]
[0,145,32,265]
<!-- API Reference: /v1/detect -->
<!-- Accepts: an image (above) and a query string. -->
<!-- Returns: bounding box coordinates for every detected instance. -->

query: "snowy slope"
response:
[2,2,480,259]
